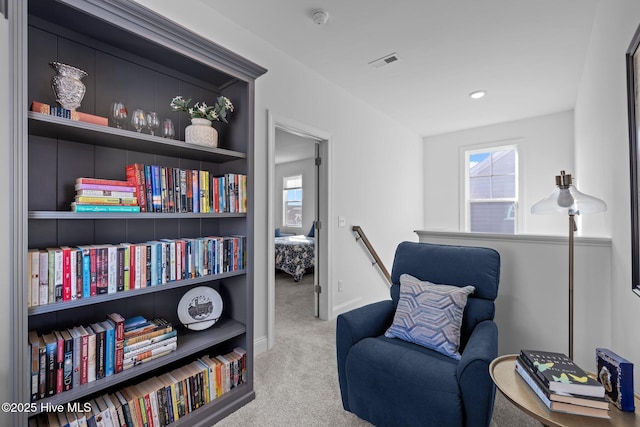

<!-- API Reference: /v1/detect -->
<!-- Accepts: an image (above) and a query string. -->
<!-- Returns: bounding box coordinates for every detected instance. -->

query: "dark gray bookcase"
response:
[9,0,266,425]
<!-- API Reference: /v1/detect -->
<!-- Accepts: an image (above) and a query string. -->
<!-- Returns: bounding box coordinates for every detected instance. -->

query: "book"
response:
[71,203,141,213]
[99,320,115,377]
[86,327,96,383]
[60,329,74,392]
[28,249,40,307]
[53,330,64,394]
[42,332,57,396]
[74,196,138,205]
[107,313,125,374]
[89,322,106,380]
[38,250,49,306]
[75,177,133,187]
[75,183,136,192]
[37,336,47,399]
[76,189,136,197]
[125,163,148,212]
[596,347,635,411]
[515,356,610,418]
[47,247,63,303]
[520,349,605,398]
[67,327,82,389]
[114,390,134,427]
[28,330,40,401]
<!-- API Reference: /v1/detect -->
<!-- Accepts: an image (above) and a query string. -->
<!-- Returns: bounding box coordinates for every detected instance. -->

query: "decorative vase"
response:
[185,118,218,148]
[49,61,88,111]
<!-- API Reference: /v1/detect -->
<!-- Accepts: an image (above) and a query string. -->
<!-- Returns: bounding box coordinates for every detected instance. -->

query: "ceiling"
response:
[199,0,600,137]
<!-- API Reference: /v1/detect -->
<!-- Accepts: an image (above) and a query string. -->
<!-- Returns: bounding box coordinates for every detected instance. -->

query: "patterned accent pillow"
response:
[385,274,475,360]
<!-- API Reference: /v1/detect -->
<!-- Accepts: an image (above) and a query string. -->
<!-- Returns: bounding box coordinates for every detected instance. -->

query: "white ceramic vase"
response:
[185,118,218,148]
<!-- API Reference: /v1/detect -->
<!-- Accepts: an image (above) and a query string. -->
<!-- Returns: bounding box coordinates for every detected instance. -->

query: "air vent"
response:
[368,53,400,68]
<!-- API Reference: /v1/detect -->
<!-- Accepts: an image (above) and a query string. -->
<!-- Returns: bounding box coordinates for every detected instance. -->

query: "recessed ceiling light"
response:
[469,90,486,99]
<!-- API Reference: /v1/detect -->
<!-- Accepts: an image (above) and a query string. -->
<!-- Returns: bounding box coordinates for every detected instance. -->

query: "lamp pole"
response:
[568,212,576,360]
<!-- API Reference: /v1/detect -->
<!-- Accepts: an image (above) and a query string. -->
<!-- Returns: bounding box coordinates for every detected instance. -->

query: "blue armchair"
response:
[336,241,500,427]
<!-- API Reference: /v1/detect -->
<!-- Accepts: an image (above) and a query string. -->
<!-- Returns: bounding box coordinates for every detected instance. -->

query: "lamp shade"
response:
[530,171,607,215]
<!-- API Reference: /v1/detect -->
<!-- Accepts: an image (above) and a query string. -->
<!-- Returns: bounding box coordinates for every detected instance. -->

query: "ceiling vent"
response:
[369,53,400,68]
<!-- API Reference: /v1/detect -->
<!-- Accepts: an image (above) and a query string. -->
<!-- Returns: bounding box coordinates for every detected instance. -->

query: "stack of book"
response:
[72,177,140,213]
[28,347,246,426]
[515,349,609,419]
[27,313,176,402]
[122,316,177,371]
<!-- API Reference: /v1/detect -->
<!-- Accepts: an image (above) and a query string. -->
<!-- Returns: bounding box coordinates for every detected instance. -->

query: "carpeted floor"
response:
[215,271,538,426]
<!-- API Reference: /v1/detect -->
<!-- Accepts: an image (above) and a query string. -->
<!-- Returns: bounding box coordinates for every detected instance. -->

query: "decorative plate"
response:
[177,286,223,331]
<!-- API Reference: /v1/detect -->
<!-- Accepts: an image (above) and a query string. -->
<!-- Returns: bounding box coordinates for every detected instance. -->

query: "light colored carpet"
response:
[215,271,538,426]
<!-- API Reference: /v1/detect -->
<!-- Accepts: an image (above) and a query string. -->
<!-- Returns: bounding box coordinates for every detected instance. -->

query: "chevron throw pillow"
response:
[385,274,475,360]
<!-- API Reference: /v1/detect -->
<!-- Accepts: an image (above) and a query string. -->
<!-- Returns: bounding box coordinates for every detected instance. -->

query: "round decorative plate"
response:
[177,286,223,331]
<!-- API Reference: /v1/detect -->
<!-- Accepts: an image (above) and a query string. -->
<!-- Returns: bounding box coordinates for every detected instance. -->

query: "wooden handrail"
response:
[352,226,392,285]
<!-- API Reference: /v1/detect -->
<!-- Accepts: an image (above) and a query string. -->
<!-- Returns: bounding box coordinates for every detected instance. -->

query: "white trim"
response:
[267,110,333,351]
[415,229,611,247]
[254,335,268,355]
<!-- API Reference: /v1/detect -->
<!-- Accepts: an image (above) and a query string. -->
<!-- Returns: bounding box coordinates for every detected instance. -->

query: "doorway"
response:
[267,111,331,350]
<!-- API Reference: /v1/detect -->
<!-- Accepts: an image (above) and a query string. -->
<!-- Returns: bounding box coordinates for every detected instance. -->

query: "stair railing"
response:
[352,226,392,285]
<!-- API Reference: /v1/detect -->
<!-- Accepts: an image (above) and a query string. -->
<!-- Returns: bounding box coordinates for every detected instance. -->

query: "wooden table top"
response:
[490,354,640,427]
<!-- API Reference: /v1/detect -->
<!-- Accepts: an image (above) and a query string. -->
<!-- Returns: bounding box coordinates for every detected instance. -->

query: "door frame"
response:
[267,110,332,350]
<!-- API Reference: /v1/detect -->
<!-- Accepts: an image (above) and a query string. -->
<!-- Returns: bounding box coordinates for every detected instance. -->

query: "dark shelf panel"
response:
[31,317,247,413]
[28,211,246,220]
[28,270,246,316]
[28,112,246,163]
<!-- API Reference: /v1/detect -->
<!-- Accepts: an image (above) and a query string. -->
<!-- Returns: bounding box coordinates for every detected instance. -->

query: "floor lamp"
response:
[531,171,606,360]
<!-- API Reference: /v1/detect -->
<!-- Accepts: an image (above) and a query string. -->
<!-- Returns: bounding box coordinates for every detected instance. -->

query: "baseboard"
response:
[331,297,363,318]
[254,335,268,355]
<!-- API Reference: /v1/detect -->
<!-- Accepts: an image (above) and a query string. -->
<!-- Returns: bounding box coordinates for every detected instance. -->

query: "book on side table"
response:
[515,355,610,419]
[519,349,605,397]
[514,350,610,419]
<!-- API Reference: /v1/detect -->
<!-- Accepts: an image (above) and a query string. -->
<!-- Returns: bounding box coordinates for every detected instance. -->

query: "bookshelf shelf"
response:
[28,112,247,163]
[28,270,246,316]
[12,0,266,425]
[31,318,246,414]
[28,211,247,220]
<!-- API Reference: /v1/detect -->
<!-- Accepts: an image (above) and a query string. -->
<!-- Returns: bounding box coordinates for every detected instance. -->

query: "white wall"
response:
[0,8,11,426]
[133,0,424,347]
[275,158,316,236]
[423,111,576,235]
[417,231,611,371]
[574,0,640,383]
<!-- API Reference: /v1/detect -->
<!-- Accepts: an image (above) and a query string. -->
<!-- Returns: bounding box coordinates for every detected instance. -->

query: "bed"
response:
[275,235,315,281]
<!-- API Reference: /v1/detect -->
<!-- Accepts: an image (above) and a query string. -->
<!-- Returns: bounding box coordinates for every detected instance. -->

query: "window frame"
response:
[282,174,303,228]
[461,143,520,234]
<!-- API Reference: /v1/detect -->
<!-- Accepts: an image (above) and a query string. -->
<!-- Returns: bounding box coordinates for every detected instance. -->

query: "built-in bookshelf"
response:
[10,0,266,425]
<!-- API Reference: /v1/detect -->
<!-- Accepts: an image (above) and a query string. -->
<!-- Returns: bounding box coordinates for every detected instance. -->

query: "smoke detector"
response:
[312,10,329,25]
[368,53,400,68]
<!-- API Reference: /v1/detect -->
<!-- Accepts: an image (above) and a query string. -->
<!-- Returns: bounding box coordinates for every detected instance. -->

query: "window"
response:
[465,146,518,234]
[283,174,303,227]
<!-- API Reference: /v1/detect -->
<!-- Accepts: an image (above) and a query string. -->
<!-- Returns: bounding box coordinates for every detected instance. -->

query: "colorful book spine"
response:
[125,163,148,212]
[75,183,136,192]
[75,177,133,187]
[100,320,115,377]
[71,204,141,213]
[75,196,138,205]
